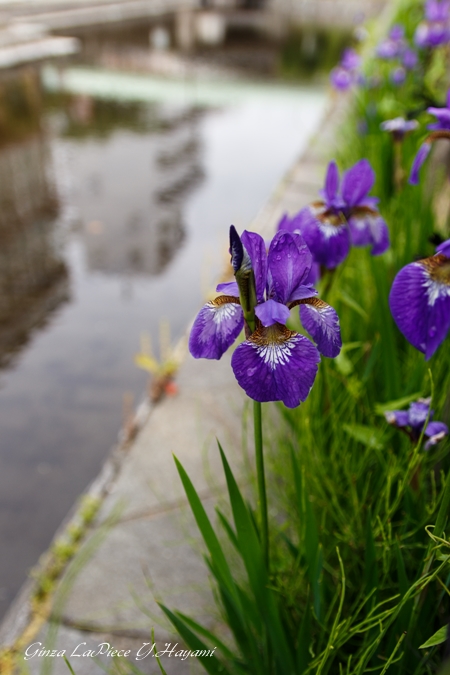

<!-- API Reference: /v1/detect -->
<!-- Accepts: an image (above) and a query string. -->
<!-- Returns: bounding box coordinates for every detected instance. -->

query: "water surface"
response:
[0,61,326,620]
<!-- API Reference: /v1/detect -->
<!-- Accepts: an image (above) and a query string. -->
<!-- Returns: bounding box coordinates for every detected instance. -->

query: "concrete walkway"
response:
[0,94,346,675]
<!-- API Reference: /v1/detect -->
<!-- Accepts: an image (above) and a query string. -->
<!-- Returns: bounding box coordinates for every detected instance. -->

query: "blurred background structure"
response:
[0,0,381,629]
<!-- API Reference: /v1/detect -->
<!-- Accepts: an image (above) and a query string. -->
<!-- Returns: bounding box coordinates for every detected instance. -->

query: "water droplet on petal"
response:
[276,254,281,261]
[429,326,437,337]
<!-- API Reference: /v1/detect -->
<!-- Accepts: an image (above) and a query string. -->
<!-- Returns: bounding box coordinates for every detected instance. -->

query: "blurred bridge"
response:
[0,0,385,68]
[0,0,384,33]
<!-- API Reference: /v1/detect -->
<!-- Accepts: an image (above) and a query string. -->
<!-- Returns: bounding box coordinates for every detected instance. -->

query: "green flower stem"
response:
[254,400,269,568]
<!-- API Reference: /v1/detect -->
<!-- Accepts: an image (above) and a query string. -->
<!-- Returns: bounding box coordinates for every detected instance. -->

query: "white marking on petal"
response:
[252,335,299,371]
[318,222,345,240]
[210,302,239,325]
[419,264,450,306]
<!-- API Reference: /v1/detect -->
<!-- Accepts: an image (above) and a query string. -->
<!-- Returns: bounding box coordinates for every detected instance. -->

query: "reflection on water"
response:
[0,73,68,367]
[59,99,204,276]
[0,61,326,620]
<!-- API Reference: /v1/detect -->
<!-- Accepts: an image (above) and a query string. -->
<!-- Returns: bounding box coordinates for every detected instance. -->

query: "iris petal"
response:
[409,143,431,185]
[348,210,390,255]
[189,296,243,360]
[267,230,312,304]
[216,281,239,295]
[231,324,320,408]
[389,258,450,359]
[255,299,290,327]
[385,410,410,427]
[299,298,342,357]
[296,204,350,269]
[241,230,267,303]
[408,401,432,428]
[322,161,340,207]
[341,159,375,207]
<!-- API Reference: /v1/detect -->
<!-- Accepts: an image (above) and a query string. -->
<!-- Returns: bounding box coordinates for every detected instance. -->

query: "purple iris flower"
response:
[189,227,342,408]
[409,89,450,185]
[380,117,418,141]
[389,238,450,359]
[415,0,450,47]
[330,48,360,91]
[278,160,389,269]
[376,24,406,59]
[385,398,448,449]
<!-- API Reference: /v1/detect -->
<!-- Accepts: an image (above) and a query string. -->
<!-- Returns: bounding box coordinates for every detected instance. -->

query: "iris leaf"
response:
[419,625,448,648]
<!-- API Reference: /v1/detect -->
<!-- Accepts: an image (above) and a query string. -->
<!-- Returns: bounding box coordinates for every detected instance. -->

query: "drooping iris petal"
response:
[189,296,243,360]
[425,421,449,449]
[267,230,312,303]
[231,324,320,408]
[341,159,375,208]
[348,210,390,255]
[409,143,431,185]
[241,230,267,303]
[255,299,290,327]
[298,204,350,269]
[385,410,410,427]
[389,257,450,359]
[427,107,450,130]
[216,281,239,295]
[408,400,433,429]
[299,298,342,357]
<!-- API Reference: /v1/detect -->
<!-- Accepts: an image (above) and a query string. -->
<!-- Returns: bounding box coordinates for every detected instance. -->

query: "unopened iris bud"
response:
[229,225,257,333]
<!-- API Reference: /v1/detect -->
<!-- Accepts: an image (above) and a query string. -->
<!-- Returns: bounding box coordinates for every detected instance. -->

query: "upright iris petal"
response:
[341,159,375,208]
[267,230,313,303]
[389,245,450,359]
[409,143,431,185]
[241,230,267,303]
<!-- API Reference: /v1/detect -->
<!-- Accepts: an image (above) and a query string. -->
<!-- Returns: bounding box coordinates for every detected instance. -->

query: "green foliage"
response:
[162,1,450,673]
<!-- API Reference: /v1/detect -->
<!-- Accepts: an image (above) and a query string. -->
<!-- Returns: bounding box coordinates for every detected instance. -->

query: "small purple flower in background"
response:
[385,398,448,449]
[409,89,450,184]
[389,238,450,359]
[377,24,406,59]
[330,48,361,91]
[279,160,389,270]
[390,66,406,86]
[403,48,418,69]
[415,0,450,47]
[189,227,342,408]
[381,117,419,141]
[382,118,419,190]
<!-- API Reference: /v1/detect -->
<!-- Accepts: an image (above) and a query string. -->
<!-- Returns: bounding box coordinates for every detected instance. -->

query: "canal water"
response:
[0,43,326,620]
